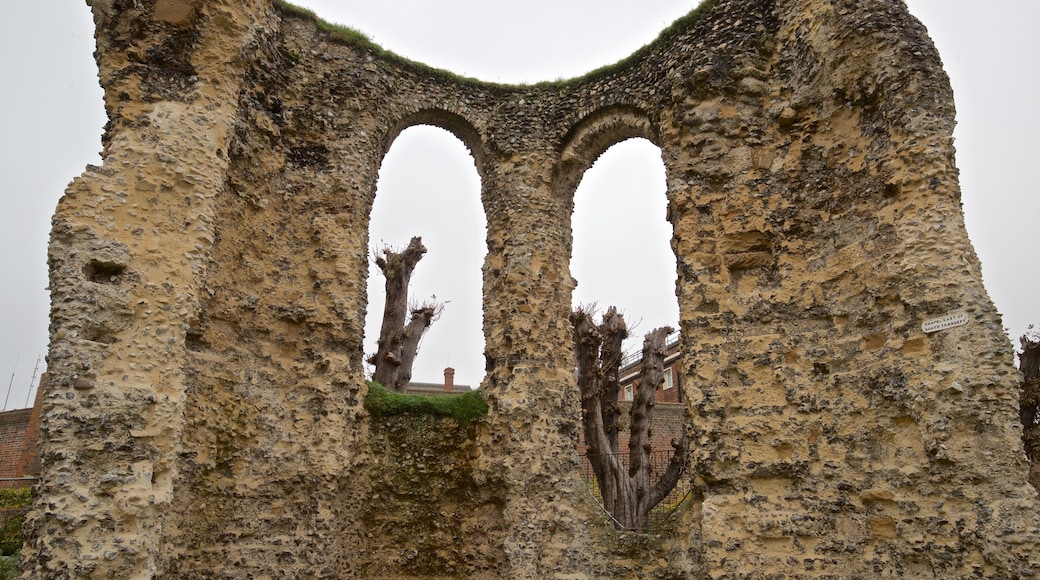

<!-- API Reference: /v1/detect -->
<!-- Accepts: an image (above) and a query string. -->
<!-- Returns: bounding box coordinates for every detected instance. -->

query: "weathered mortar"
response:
[24,0,1039,577]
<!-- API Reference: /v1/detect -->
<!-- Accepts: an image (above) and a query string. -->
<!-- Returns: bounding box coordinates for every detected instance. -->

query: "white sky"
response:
[0,1,1035,402]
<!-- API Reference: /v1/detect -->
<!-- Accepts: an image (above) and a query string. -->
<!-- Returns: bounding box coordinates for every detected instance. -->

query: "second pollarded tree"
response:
[570,305,688,531]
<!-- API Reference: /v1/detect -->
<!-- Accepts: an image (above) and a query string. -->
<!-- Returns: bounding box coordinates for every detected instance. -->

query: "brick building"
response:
[404,367,473,396]
[577,333,686,455]
[0,385,42,489]
[618,330,682,404]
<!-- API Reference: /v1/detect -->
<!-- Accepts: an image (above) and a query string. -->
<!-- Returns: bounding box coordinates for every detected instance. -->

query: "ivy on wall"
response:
[0,487,30,579]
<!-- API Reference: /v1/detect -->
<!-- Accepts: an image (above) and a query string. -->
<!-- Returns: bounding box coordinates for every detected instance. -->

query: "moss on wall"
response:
[363,382,488,422]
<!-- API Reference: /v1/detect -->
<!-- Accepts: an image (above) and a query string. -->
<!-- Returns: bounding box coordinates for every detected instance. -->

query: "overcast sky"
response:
[0,1,1035,404]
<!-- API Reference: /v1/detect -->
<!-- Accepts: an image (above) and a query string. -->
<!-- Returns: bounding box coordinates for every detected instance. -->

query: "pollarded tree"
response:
[571,305,688,531]
[368,237,442,393]
[1020,332,1040,491]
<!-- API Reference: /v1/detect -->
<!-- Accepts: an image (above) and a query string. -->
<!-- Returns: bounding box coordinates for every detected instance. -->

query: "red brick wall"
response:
[577,402,685,455]
[0,409,33,481]
[617,366,683,403]
[657,365,682,403]
[16,374,45,478]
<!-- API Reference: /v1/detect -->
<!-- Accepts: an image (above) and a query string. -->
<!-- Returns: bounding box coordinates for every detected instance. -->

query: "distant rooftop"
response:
[403,367,471,396]
[405,382,473,395]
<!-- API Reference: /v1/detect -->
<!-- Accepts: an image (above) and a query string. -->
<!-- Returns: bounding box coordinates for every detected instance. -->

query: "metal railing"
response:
[579,449,691,533]
[617,330,681,370]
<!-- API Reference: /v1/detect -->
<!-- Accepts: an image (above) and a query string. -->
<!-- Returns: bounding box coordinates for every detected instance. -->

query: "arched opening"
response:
[571,137,678,354]
[570,137,687,532]
[366,125,487,392]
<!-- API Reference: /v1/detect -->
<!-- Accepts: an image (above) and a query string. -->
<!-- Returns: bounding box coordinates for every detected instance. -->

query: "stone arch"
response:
[569,137,677,330]
[368,112,488,388]
[380,108,487,179]
[557,103,679,403]
[565,114,685,523]
[553,105,658,199]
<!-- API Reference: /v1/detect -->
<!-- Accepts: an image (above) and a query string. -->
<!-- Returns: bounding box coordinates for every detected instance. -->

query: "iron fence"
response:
[617,330,681,370]
[579,449,691,533]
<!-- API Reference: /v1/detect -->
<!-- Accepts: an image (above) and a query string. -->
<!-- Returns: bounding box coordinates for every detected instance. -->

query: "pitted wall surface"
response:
[25,0,1039,577]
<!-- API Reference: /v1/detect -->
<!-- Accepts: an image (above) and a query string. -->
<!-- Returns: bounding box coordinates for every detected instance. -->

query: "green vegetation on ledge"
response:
[560,0,719,88]
[274,1,378,52]
[364,381,488,422]
[272,0,489,86]
[272,0,720,89]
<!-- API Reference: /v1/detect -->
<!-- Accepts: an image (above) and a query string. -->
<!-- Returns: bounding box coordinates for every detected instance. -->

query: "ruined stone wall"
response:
[24,0,1039,577]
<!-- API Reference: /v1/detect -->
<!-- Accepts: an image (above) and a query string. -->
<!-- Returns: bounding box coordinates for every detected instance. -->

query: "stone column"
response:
[23,1,268,576]
[479,148,590,575]
[661,0,1040,575]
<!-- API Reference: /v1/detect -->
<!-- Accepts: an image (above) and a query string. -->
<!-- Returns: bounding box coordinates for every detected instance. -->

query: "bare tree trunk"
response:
[571,306,688,531]
[599,308,626,452]
[368,237,438,393]
[623,327,670,530]
[393,305,439,390]
[649,433,689,509]
[572,309,622,515]
[1020,335,1040,491]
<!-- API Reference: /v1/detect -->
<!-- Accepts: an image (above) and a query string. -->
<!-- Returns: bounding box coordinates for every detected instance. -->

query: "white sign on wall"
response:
[921,312,969,334]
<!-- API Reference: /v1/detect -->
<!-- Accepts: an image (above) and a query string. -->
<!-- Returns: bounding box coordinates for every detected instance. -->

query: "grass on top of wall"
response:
[364,381,488,423]
[272,0,721,89]
[272,0,489,85]
[274,1,378,51]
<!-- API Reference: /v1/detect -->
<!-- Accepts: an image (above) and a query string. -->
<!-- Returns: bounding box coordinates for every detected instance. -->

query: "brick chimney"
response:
[443,367,455,392]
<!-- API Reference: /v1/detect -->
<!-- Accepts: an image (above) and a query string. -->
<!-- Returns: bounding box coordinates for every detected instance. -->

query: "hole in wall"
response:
[83,260,128,284]
[82,325,118,345]
[185,329,207,352]
[365,125,486,391]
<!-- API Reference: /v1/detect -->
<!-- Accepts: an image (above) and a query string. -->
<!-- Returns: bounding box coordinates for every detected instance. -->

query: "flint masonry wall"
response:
[25,0,1040,577]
